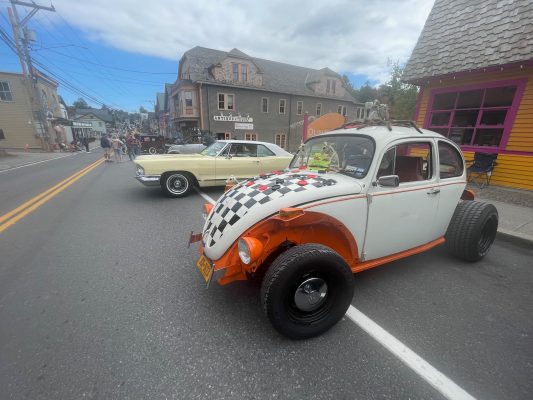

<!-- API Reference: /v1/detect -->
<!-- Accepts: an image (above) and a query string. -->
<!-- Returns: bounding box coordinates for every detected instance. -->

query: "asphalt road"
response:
[0,152,532,400]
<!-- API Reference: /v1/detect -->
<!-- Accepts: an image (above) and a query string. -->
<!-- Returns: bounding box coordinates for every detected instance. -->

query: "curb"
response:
[496,228,533,248]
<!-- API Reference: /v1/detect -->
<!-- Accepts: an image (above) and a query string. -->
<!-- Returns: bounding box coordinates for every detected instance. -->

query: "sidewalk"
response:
[0,142,101,171]
[471,184,533,245]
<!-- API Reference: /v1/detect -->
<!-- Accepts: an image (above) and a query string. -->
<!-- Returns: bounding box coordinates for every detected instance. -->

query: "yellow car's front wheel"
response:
[161,171,194,198]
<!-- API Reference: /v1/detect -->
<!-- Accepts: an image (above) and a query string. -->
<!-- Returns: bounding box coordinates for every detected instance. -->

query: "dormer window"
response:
[326,79,336,95]
[232,63,249,82]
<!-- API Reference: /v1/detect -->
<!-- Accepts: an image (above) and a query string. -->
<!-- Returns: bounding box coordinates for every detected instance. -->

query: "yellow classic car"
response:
[134,140,293,197]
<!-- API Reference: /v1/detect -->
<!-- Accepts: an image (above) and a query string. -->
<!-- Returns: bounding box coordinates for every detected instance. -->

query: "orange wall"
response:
[416,66,533,190]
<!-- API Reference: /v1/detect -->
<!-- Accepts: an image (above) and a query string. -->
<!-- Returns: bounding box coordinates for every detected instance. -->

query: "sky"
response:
[0,0,435,113]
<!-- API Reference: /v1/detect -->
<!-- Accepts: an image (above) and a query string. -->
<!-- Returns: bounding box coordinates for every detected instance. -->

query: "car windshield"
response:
[200,141,226,156]
[290,134,375,179]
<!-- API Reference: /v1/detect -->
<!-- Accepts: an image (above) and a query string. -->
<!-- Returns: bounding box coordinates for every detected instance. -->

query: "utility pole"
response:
[7,0,55,150]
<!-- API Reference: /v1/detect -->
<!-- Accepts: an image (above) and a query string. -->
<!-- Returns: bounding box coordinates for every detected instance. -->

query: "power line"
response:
[32,15,132,98]
[43,48,177,75]
[0,25,123,110]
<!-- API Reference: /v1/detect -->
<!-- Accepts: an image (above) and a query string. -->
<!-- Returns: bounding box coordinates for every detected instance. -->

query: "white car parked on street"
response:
[192,121,499,339]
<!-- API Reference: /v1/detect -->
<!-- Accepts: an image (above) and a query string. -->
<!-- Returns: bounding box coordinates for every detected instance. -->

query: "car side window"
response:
[377,142,433,183]
[438,141,464,179]
[257,145,275,157]
[229,143,257,157]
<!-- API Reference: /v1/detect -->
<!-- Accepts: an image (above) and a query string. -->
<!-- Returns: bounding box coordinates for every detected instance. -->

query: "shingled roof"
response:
[403,0,533,82]
[180,46,355,102]
[75,108,114,123]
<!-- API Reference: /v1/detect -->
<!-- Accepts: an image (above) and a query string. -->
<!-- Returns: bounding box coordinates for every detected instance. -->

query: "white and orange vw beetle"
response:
[192,121,498,339]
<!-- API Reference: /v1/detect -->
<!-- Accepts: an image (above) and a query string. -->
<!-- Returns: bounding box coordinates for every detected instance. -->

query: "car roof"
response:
[218,139,276,146]
[216,140,292,156]
[314,125,452,148]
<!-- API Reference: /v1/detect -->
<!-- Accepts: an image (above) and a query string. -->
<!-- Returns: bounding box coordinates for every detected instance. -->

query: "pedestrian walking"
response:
[100,134,112,162]
[126,133,136,161]
[133,134,142,157]
[111,135,124,162]
[82,136,90,153]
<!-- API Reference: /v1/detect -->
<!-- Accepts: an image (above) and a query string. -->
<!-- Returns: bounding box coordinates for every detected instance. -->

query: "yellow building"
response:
[0,70,62,150]
[403,0,533,190]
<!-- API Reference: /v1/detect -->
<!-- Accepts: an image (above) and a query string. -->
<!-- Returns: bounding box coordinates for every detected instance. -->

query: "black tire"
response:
[261,243,354,339]
[445,201,498,262]
[148,147,157,155]
[161,171,194,198]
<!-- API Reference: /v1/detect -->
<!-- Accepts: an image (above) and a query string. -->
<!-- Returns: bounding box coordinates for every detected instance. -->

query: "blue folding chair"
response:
[467,152,498,188]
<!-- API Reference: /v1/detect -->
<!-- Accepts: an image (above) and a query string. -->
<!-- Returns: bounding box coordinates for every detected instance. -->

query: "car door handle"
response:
[427,188,440,195]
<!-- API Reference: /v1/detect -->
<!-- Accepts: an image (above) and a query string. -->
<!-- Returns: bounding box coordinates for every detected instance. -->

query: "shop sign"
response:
[214,113,253,123]
[235,122,254,130]
[73,121,92,128]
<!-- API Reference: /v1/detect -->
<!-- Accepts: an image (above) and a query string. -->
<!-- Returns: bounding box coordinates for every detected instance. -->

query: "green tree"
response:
[378,62,419,120]
[358,81,380,103]
[72,97,89,109]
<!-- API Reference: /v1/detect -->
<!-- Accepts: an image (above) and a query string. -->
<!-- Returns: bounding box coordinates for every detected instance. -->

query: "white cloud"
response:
[51,0,434,84]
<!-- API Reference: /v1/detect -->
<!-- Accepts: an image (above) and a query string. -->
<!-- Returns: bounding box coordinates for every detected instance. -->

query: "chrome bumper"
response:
[135,175,160,186]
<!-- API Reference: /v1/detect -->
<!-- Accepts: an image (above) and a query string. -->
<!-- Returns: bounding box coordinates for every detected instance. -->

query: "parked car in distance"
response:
[139,135,166,154]
[193,122,499,339]
[134,140,293,197]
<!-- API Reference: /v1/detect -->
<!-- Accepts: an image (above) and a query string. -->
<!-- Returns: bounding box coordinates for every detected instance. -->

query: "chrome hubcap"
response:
[168,175,187,193]
[294,277,328,312]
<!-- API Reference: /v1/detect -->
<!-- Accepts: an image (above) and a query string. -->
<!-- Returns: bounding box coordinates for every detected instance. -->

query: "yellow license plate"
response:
[196,254,214,283]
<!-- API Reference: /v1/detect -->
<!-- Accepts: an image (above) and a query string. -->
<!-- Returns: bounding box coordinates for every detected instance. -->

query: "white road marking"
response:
[0,153,76,174]
[195,188,216,205]
[0,146,103,174]
[346,306,476,400]
[196,188,476,400]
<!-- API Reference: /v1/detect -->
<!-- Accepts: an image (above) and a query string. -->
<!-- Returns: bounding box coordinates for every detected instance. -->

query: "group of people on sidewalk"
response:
[100,132,142,163]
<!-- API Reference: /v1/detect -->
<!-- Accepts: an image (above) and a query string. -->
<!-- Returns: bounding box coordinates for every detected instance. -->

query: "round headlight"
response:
[136,166,144,176]
[238,238,251,264]
[238,237,263,265]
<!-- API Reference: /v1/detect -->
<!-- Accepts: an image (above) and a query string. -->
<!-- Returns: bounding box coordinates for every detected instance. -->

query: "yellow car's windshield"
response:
[200,141,226,157]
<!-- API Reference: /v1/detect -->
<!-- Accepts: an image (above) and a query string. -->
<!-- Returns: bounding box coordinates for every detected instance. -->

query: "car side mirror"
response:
[377,175,400,187]
[225,154,232,159]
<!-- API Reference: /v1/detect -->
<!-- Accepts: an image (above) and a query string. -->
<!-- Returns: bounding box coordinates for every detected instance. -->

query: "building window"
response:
[426,81,524,150]
[326,79,336,95]
[338,105,347,116]
[0,128,5,140]
[41,89,48,106]
[224,132,231,140]
[218,93,234,110]
[275,133,287,149]
[296,101,303,115]
[279,99,286,114]
[232,63,248,82]
[0,81,13,101]
[261,97,269,113]
[316,103,322,116]
[185,91,193,107]
[233,63,239,81]
[245,132,258,141]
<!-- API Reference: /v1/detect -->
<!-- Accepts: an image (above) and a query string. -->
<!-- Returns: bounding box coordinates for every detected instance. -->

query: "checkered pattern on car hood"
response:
[202,170,361,260]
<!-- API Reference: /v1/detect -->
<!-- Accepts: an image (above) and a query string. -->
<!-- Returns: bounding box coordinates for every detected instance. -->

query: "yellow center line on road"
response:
[0,158,104,233]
